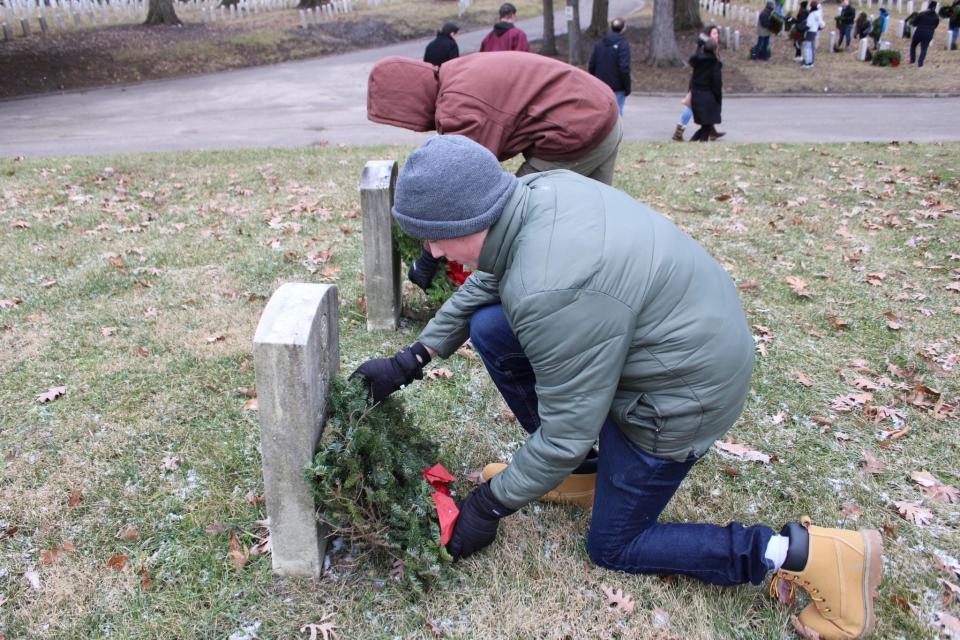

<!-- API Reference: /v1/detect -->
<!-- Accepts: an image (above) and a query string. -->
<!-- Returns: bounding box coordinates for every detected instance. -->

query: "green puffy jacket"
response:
[418,171,755,509]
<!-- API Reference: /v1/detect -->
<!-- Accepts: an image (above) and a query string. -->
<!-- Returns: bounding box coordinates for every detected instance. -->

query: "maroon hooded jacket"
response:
[479,22,530,52]
[367,52,618,162]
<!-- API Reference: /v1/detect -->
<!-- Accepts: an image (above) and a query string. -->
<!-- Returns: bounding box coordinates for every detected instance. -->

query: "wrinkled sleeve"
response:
[490,289,635,509]
[417,271,501,357]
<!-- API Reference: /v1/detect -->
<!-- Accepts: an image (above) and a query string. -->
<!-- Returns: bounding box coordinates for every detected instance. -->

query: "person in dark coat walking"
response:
[423,22,460,66]
[910,1,940,66]
[688,38,724,142]
[588,18,632,115]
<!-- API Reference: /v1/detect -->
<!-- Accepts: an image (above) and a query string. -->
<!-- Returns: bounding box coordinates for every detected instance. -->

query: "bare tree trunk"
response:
[144,0,181,25]
[566,0,584,64]
[674,0,702,31]
[586,0,609,37]
[542,0,558,54]
[647,0,683,66]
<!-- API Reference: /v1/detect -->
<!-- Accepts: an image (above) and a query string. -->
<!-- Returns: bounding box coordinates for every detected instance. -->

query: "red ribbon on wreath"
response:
[423,463,459,545]
[445,261,471,287]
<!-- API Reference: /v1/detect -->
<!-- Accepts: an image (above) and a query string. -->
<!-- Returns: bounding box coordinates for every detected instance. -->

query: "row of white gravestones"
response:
[457,0,471,17]
[700,0,920,20]
[1,0,311,37]
[249,160,399,578]
[296,0,353,28]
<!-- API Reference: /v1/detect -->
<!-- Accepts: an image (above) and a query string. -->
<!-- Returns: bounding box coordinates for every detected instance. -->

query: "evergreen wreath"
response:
[307,377,453,592]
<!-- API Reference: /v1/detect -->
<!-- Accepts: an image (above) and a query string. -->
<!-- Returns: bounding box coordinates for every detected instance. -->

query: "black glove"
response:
[447,482,516,560]
[408,248,443,292]
[350,342,431,403]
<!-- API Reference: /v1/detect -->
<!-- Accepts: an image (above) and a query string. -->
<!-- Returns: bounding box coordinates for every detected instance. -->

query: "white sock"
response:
[764,534,790,571]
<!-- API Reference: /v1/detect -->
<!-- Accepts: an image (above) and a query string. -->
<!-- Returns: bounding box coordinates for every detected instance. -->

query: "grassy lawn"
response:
[1,141,959,639]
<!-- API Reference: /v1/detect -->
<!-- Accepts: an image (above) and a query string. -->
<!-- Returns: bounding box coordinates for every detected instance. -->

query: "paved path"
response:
[1,0,957,158]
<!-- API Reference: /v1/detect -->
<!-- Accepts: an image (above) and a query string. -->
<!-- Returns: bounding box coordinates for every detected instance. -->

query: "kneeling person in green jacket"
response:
[353,136,883,640]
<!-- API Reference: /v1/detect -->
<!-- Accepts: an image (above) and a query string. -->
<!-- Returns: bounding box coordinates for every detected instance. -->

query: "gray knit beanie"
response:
[392,135,518,241]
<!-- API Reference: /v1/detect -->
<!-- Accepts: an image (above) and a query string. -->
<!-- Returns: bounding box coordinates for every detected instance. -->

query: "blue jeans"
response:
[911,33,932,66]
[614,91,626,116]
[468,304,776,585]
[755,34,771,58]
[803,31,817,65]
[839,24,853,48]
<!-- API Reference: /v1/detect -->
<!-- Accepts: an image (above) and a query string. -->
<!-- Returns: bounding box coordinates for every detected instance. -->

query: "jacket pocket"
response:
[615,393,666,450]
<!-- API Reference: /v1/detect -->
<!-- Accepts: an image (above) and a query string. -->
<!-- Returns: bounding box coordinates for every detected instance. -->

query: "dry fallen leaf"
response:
[35,386,67,404]
[228,530,249,569]
[714,437,772,464]
[785,276,813,298]
[830,392,873,412]
[601,584,636,614]
[424,368,453,380]
[245,491,266,506]
[842,502,864,519]
[862,451,887,475]
[894,501,933,525]
[117,525,139,542]
[140,561,151,591]
[243,397,259,412]
[301,612,338,640]
[937,611,960,638]
[793,371,813,387]
[107,554,128,571]
[160,455,181,472]
[774,577,796,605]
[911,470,939,488]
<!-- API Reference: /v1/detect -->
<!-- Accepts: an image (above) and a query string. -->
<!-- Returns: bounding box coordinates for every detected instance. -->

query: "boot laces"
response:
[769,573,831,613]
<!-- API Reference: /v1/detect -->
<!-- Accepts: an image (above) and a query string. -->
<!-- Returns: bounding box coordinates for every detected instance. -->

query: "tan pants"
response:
[515,118,623,186]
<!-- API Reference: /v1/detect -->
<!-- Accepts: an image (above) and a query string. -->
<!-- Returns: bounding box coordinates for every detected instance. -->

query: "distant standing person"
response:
[688,38,724,142]
[588,17,632,116]
[480,2,530,52]
[837,0,855,49]
[754,1,775,60]
[802,0,825,69]
[950,0,960,50]
[672,24,718,141]
[423,22,460,66]
[909,1,941,66]
[791,0,810,60]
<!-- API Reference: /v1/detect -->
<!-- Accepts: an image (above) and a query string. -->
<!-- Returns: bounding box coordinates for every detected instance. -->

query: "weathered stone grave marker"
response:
[253,282,339,577]
[360,160,401,332]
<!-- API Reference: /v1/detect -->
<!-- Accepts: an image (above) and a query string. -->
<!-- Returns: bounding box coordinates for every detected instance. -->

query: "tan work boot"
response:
[770,517,883,639]
[672,125,686,142]
[481,463,596,509]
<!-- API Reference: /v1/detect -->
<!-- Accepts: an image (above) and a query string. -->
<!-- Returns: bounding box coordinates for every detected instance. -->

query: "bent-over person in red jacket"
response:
[367,51,623,291]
